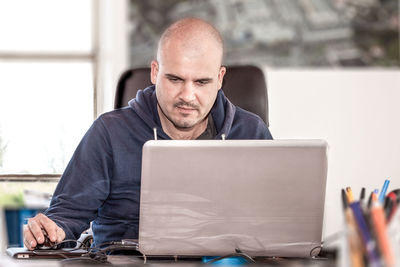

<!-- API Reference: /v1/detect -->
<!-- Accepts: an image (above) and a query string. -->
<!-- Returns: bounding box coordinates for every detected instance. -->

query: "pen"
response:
[342,189,364,267]
[349,201,382,267]
[347,187,380,266]
[368,189,379,209]
[367,191,374,209]
[367,192,374,209]
[378,179,390,204]
[384,190,400,222]
[342,188,349,209]
[346,187,355,203]
[359,187,367,214]
[370,194,395,266]
[371,191,378,202]
[359,187,365,203]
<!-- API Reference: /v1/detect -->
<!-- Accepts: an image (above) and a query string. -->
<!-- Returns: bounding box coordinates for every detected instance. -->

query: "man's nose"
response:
[179,82,196,102]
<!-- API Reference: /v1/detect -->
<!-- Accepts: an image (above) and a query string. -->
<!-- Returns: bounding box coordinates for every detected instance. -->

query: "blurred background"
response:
[0,0,399,253]
[129,0,399,68]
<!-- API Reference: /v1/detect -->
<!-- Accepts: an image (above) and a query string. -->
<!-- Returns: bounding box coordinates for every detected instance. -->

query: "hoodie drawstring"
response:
[153,127,157,140]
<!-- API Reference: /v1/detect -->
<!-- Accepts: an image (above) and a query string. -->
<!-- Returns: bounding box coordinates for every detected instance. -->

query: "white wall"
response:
[266,69,400,239]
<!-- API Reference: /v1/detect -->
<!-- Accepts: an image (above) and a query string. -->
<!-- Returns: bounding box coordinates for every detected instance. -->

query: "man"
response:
[23,17,272,250]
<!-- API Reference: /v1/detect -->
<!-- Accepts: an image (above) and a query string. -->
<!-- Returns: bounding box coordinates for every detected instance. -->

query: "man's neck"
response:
[157,105,208,140]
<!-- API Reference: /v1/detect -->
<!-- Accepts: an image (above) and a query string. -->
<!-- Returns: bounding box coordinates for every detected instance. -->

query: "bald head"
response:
[157,18,224,65]
[150,17,227,139]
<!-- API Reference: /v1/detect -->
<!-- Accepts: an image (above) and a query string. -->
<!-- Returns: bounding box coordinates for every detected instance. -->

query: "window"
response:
[129,0,399,68]
[0,0,97,176]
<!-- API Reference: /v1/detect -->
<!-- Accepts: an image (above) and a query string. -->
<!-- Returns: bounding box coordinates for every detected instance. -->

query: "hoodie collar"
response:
[128,85,236,139]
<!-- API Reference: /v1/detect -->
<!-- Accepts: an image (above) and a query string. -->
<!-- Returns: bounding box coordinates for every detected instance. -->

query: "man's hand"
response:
[23,213,65,250]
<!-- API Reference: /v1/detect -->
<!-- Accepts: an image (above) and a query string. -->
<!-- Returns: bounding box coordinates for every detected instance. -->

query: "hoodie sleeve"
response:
[228,106,273,140]
[44,116,112,240]
[255,118,273,140]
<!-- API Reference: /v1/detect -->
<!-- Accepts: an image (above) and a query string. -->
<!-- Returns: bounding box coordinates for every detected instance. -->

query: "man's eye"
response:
[197,80,209,86]
[168,77,180,82]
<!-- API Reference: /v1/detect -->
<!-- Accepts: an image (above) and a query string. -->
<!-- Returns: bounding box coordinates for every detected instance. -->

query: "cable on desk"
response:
[87,240,139,254]
[59,241,138,265]
[310,230,343,259]
[57,239,90,250]
[60,253,110,266]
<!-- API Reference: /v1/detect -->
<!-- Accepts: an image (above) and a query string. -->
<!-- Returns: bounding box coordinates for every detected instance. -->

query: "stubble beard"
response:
[158,102,202,130]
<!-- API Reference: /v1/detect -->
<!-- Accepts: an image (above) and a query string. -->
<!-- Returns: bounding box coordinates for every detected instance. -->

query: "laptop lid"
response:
[139,139,328,257]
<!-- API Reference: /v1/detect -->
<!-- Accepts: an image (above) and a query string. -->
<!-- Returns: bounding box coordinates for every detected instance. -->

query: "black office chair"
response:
[114,67,152,110]
[114,65,269,126]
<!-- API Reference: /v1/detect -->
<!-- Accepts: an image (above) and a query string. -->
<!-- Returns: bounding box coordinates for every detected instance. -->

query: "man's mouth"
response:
[176,106,196,114]
[174,102,198,114]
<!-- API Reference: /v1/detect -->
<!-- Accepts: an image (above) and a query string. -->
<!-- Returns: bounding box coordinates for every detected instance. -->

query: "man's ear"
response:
[150,60,159,84]
[217,66,226,90]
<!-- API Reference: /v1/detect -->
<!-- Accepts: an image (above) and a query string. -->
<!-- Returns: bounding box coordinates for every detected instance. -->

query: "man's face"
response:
[151,42,225,130]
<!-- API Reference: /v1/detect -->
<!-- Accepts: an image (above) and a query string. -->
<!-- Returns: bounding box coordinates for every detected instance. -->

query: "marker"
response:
[378,179,390,204]
[349,201,382,267]
[342,189,364,267]
[370,195,395,266]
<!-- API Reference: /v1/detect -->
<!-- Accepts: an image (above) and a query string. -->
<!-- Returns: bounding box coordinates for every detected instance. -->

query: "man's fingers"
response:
[27,218,44,244]
[24,213,65,249]
[37,213,65,244]
[56,227,66,244]
[38,215,58,243]
[23,225,36,250]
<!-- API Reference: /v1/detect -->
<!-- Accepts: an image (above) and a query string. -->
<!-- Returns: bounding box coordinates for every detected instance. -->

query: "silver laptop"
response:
[139,139,328,258]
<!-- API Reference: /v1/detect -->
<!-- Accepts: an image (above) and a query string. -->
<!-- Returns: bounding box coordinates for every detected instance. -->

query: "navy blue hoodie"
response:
[45,85,272,246]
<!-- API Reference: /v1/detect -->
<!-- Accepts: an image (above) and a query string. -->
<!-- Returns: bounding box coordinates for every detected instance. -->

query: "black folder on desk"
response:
[6,247,88,259]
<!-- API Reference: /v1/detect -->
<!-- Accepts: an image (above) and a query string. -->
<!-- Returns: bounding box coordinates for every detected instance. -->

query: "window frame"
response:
[0,0,100,180]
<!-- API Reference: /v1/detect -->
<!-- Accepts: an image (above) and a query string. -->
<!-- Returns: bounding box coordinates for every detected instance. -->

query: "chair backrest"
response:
[114,65,269,126]
[221,65,268,125]
[114,68,152,110]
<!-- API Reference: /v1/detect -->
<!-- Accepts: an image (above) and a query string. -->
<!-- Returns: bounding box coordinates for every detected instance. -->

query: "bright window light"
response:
[0,0,92,52]
[0,0,94,175]
[0,62,94,174]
